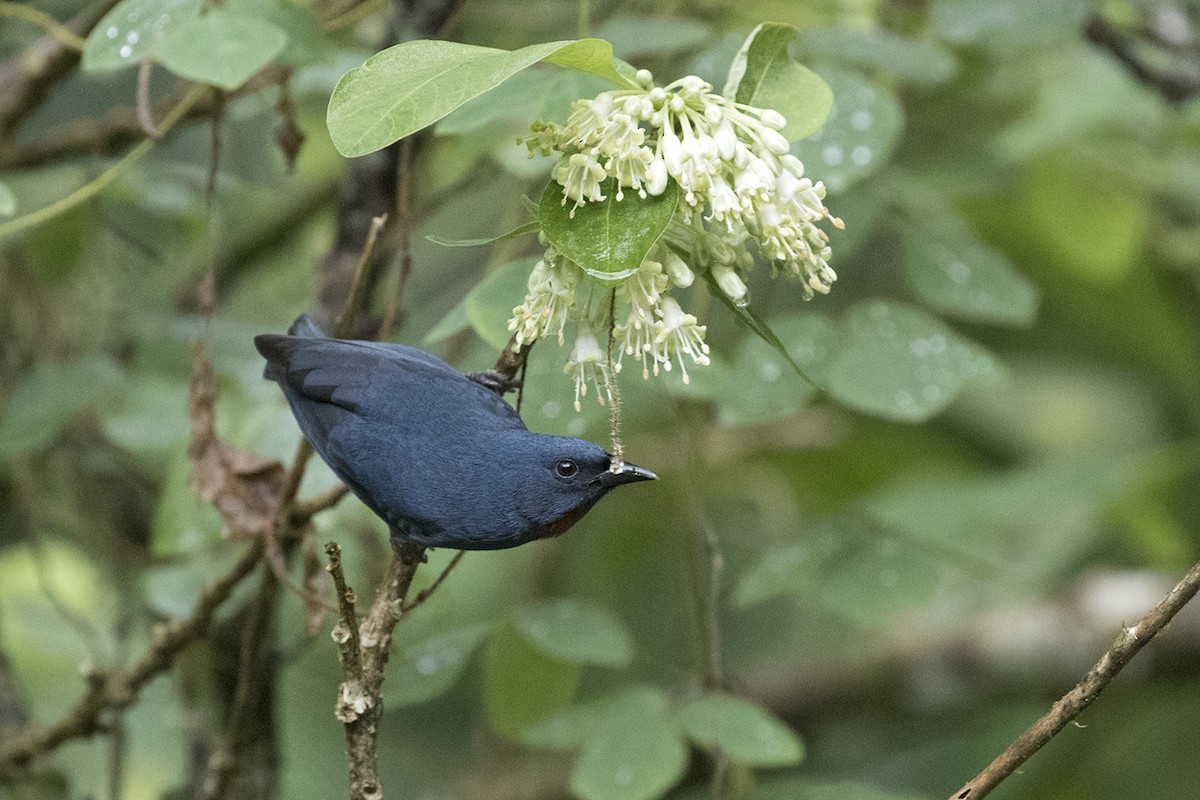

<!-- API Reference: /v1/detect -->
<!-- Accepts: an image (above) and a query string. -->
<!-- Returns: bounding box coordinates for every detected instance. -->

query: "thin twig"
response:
[135,61,159,138]
[376,138,415,340]
[200,562,279,800]
[107,715,126,800]
[290,484,350,524]
[1085,14,1200,103]
[335,214,389,338]
[949,556,1200,800]
[0,83,208,240]
[0,539,265,774]
[402,550,466,613]
[0,2,86,50]
[0,0,121,135]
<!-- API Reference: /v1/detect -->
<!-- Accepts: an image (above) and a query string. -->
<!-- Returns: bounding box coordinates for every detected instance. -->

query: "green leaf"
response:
[544,39,635,87]
[538,178,678,286]
[827,301,997,422]
[676,693,804,767]
[864,454,1138,582]
[724,23,833,141]
[0,181,14,216]
[522,686,670,750]
[733,514,939,627]
[718,313,838,426]
[795,27,957,87]
[790,68,903,193]
[701,270,819,388]
[81,0,202,73]
[0,358,123,460]
[225,0,331,67]
[158,12,288,90]
[570,693,688,800]
[386,623,492,707]
[427,220,540,248]
[903,229,1039,327]
[484,624,581,738]
[464,258,537,349]
[516,598,633,668]
[328,38,630,158]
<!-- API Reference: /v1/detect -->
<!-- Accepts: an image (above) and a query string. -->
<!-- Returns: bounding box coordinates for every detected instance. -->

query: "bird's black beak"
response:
[599,460,658,488]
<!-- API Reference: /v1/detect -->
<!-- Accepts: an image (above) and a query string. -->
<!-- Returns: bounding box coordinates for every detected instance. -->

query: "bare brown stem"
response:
[135,61,159,138]
[0,539,265,774]
[328,542,426,800]
[949,557,1200,800]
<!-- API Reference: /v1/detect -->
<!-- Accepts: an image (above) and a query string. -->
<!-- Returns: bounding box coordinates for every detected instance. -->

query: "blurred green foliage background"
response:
[2,1,1200,799]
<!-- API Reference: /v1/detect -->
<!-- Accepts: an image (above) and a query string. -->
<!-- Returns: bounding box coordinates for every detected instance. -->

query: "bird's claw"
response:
[390,535,428,565]
[466,369,522,396]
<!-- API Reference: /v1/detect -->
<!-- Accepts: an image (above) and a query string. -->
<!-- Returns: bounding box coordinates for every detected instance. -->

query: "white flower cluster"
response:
[511,70,842,409]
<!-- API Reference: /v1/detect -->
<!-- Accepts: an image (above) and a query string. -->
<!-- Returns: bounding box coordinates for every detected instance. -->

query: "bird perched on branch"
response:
[254,315,656,555]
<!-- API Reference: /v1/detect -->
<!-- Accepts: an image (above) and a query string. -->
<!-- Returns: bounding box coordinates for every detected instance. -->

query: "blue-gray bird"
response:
[254,315,655,553]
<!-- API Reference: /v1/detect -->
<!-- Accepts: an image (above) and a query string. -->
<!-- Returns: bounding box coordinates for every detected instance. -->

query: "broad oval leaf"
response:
[225,0,331,68]
[570,695,687,800]
[539,178,678,286]
[328,38,630,158]
[791,69,903,194]
[718,313,838,426]
[676,693,804,767]
[903,230,1039,327]
[0,358,123,461]
[734,514,940,627]
[724,23,833,141]
[484,624,581,738]
[82,0,202,73]
[827,301,997,422]
[516,597,633,667]
[522,686,670,750]
[386,623,491,707]
[158,12,288,90]
[701,270,819,388]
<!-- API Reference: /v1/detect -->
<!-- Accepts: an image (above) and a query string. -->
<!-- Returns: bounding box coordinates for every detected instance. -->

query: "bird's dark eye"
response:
[555,459,579,479]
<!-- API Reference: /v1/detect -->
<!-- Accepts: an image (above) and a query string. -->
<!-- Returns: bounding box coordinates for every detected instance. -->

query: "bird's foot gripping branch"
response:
[326,23,842,410]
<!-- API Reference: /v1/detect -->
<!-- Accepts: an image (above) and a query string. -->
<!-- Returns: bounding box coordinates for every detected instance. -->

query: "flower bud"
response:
[760,109,787,130]
[760,128,791,155]
[712,264,747,303]
[663,250,695,288]
[660,129,683,173]
[645,157,669,195]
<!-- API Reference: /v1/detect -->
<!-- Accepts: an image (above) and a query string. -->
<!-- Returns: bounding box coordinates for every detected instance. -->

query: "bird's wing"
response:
[255,329,526,429]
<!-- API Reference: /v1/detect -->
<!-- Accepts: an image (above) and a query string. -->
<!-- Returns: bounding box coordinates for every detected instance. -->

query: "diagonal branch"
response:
[0,0,120,136]
[0,539,265,775]
[949,556,1200,800]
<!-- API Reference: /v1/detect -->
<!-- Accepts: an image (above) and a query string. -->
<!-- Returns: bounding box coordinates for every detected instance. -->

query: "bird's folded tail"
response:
[255,314,328,381]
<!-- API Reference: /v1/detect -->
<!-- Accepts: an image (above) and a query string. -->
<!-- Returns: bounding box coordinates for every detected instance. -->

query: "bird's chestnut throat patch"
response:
[538,502,594,539]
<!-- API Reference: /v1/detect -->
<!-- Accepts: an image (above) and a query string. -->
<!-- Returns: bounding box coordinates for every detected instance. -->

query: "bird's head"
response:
[511,435,657,539]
